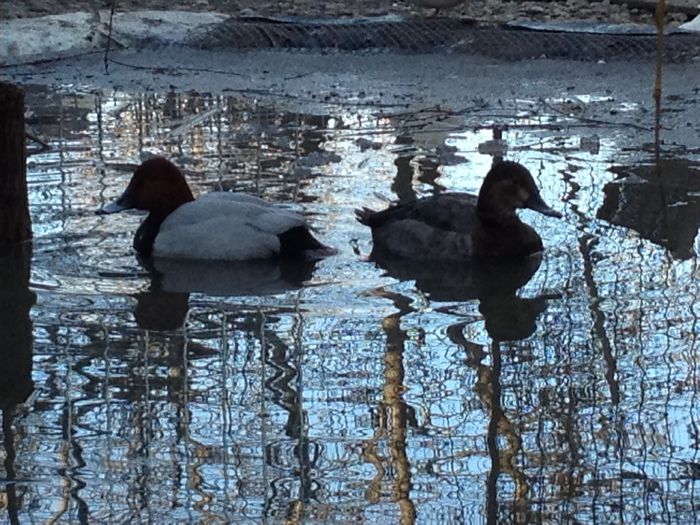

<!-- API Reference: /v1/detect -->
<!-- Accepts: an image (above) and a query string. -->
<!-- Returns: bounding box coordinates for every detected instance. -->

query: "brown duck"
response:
[356,161,562,260]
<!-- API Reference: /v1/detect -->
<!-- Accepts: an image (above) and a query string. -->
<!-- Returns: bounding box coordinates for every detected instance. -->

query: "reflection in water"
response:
[366,247,546,521]
[597,159,700,259]
[262,311,319,522]
[392,154,418,204]
[364,292,416,524]
[13,87,700,523]
[134,288,189,331]
[0,244,35,523]
[146,257,319,296]
[369,250,550,341]
[446,327,528,524]
[133,257,319,330]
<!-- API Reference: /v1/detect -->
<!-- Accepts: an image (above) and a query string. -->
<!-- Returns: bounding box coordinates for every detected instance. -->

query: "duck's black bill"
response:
[524,192,562,218]
[96,198,129,215]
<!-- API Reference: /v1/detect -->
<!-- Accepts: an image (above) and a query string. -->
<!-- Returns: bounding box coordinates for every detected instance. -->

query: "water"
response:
[2,85,699,523]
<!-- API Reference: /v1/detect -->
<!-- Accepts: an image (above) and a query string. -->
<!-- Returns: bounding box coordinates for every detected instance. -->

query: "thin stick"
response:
[104,0,116,74]
[26,132,50,151]
[653,0,666,153]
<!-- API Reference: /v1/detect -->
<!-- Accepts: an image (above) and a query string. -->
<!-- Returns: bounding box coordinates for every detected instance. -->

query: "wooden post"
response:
[0,81,32,245]
[0,83,35,499]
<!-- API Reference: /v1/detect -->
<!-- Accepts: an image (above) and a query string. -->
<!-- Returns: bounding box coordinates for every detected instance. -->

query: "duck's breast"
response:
[154,193,308,261]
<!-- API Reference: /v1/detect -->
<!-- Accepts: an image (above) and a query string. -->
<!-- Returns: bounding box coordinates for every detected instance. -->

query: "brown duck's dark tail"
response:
[354,207,377,226]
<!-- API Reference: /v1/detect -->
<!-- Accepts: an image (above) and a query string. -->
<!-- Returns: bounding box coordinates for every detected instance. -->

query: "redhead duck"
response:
[356,161,561,260]
[98,157,334,261]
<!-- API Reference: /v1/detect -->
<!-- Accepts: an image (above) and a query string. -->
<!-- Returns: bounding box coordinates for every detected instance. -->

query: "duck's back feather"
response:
[357,193,479,260]
[154,192,311,261]
[161,193,307,233]
[369,218,474,261]
[358,193,479,233]
[358,192,546,260]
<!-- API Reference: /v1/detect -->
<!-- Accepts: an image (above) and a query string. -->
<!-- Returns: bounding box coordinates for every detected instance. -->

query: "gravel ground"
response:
[1,0,696,26]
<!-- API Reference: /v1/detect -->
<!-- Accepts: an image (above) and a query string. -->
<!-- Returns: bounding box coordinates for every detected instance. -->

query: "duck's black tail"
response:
[354,207,377,226]
[278,226,336,259]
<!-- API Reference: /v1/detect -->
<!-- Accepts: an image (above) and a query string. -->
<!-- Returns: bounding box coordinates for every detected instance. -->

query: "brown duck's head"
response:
[477,161,562,219]
[97,157,195,218]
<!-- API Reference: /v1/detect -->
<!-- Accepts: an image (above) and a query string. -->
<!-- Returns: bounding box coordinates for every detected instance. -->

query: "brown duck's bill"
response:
[524,192,562,218]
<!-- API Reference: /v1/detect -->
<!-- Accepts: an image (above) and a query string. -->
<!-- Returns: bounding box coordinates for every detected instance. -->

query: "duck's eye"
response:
[500,181,529,205]
[516,186,530,205]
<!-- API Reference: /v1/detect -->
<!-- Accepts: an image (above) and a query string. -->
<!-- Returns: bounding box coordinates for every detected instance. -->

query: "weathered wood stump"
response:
[0,81,32,245]
[0,81,35,419]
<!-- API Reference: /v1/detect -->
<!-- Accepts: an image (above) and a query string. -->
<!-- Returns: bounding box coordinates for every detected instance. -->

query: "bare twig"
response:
[104,0,116,74]
[25,132,50,151]
[167,107,223,137]
[105,58,247,77]
[653,0,666,153]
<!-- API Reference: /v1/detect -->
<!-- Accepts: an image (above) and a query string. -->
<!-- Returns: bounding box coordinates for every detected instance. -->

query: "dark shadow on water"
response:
[0,243,35,524]
[134,256,319,331]
[597,158,700,259]
[134,288,191,332]
[369,249,550,341]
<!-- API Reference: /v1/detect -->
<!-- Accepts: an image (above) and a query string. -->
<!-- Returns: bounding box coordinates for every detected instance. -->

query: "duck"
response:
[413,0,466,15]
[355,160,562,260]
[97,157,334,261]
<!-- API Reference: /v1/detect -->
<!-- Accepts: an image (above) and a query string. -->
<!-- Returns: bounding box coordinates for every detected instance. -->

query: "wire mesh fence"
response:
[186,16,700,62]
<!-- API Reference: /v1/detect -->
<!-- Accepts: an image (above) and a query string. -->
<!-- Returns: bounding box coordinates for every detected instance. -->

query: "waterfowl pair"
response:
[100,158,559,263]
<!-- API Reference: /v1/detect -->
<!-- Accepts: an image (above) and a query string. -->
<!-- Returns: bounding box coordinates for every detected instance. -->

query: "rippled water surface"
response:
[2,86,699,523]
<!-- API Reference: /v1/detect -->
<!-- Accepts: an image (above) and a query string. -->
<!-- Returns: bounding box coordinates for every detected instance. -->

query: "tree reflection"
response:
[446,325,530,523]
[364,290,417,524]
[365,240,552,521]
[597,159,700,260]
[0,243,35,524]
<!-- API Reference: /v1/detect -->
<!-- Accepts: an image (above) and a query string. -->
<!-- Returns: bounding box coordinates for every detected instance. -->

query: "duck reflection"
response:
[597,159,700,259]
[369,250,550,341]
[133,257,319,331]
